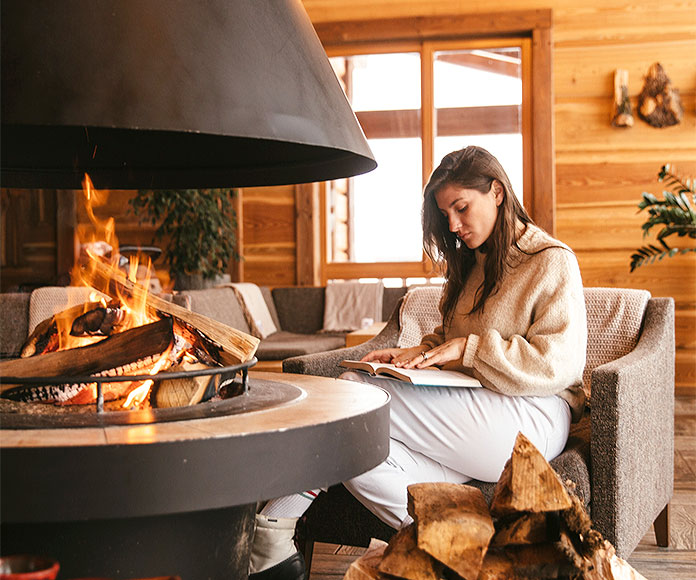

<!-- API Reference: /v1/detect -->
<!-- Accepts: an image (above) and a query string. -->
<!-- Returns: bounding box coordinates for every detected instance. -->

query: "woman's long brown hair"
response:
[422,146,534,323]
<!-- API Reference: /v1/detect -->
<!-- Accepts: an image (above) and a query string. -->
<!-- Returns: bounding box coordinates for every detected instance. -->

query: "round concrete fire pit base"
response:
[1,373,391,579]
[2,504,255,579]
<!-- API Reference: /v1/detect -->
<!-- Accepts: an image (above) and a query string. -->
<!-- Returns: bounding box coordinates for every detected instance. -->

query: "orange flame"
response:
[61,174,174,409]
[122,342,174,409]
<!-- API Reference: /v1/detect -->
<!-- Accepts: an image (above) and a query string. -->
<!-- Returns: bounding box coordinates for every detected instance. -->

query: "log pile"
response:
[345,433,647,580]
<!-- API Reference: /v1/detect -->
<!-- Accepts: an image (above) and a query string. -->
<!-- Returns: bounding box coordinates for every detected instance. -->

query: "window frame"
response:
[295,10,554,285]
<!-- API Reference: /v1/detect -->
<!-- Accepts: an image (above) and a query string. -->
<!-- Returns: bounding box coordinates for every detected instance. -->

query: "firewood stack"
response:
[345,433,647,580]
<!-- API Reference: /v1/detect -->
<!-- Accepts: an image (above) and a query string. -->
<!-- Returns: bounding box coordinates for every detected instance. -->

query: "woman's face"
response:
[434,181,504,250]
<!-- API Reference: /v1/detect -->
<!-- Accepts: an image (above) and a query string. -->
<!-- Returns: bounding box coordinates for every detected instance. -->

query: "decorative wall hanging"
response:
[611,69,634,127]
[638,62,683,128]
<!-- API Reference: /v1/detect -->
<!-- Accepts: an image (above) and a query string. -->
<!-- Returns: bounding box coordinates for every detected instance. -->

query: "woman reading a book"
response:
[248,146,587,580]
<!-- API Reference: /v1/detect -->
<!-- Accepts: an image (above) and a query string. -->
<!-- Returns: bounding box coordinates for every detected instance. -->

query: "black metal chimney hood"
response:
[1,0,376,190]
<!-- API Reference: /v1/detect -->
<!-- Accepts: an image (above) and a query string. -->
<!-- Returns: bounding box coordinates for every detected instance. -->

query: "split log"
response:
[584,540,648,580]
[477,548,531,580]
[377,523,443,580]
[490,432,572,517]
[87,258,259,365]
[0,318,174,396]
[611,69,634,127]
[344,538,389,580]
[152,361,219,407]
[407,483,494,580]
[500,542,580,578]
[637,62,683,128]
[70,304,126,337]
[20,300,107,357]
[491,512,559,546]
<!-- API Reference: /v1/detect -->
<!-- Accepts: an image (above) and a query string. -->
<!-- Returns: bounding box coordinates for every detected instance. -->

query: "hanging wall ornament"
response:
[612,69,634,127]
[638,62,683,128]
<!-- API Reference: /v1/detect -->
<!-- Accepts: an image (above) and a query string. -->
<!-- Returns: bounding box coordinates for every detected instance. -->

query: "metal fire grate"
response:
[0,358,304,429]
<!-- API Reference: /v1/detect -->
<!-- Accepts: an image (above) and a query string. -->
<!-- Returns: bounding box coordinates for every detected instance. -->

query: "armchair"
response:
[284,286,675,564]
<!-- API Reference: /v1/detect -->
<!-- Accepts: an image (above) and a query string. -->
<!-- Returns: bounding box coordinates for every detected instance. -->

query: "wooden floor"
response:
[308,395,696,580]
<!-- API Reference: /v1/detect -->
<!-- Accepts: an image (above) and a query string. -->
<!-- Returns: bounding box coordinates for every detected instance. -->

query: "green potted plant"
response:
[630,165,696,272]
[129,188,240,289]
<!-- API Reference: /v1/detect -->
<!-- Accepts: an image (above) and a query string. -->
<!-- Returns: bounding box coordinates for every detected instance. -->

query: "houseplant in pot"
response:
[129,188,240,290]
[630,164,695,272]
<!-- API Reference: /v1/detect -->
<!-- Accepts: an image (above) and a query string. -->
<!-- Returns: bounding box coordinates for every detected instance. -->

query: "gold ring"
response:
[421,351,428,361]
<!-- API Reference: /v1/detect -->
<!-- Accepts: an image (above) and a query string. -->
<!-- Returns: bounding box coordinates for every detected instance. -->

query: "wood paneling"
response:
[1,188,65,291]
[557,161,696,205]
[238,185,297,286]
[554,40,696,99]
[555,96,696,154]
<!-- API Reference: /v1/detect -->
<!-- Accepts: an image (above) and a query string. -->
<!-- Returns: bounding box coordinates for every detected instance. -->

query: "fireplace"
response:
[0,1,384,578]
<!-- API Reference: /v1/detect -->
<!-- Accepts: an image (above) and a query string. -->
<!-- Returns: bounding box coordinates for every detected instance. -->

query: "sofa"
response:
[284,285,675,563]
[0,285,408,369]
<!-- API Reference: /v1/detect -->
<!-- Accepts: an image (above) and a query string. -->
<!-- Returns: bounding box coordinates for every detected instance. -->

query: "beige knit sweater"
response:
[420,224,587,421]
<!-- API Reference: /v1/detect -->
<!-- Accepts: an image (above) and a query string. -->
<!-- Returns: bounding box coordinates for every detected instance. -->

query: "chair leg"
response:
[302,539,315,575]
[653,503,670,547]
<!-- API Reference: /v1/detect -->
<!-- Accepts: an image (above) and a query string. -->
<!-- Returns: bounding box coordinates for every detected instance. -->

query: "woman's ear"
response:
[491,180,505,206]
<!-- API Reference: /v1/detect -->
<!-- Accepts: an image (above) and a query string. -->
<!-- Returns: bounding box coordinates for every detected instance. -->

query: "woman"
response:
[248,146,587,580]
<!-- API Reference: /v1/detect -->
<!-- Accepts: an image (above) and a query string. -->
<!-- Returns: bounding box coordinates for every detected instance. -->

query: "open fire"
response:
[0,176,259,412]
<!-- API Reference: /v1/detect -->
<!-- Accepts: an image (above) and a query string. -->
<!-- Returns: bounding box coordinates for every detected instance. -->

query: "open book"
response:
[340,360,482,388]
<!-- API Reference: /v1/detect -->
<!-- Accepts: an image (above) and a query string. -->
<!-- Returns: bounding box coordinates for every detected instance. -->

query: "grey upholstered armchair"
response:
[283,286,675,565]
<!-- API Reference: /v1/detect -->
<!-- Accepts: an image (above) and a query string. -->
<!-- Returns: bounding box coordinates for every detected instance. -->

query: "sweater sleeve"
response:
[462,249,587,397]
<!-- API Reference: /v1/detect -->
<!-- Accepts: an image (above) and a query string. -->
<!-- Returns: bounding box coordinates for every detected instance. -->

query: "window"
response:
[296,11,553,285]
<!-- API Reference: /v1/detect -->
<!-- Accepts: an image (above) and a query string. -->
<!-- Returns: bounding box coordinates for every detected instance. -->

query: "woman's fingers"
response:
[413,338,467,368]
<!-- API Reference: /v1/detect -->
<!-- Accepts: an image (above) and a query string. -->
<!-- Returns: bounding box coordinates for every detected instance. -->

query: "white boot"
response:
[249,513,299,574]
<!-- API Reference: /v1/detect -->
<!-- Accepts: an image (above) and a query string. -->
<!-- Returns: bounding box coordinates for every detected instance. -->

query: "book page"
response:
[339,359,380,374]
[379,365,481,387]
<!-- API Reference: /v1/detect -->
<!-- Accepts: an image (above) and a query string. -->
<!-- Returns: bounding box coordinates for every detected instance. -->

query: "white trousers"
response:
[340,371,571,529]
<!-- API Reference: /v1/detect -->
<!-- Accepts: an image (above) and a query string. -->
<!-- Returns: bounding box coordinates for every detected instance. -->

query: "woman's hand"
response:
[399,337,468,369]
[361,346,428,365]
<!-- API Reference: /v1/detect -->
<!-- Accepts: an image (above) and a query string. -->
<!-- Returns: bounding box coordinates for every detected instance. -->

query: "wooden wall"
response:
[235,0,695,390]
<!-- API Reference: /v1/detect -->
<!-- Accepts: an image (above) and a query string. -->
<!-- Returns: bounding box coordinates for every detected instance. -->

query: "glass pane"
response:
[331,53,421,112]
[433,47,523,201]
[327,53,423,263]
[352,138,422,263]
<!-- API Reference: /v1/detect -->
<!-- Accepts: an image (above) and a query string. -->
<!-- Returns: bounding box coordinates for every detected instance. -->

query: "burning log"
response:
[0,318,174,402]
[20,300,107,357]
[88,258,260,365]
[70,304,126,337]
[347,432,648,580]
[152,361,219,407]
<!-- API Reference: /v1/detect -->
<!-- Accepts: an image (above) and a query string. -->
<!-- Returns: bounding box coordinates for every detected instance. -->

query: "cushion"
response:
[178,287,252,334]
[255,331,346,360]
[226,283,278,338]
[323,281,384,332]
[260,286,282,331]
[396,286,443,348]
[272,287,327,333]
[583,287,651,395]
[0,293,30,358]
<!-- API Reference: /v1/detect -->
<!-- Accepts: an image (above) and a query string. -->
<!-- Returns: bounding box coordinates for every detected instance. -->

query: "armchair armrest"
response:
[283,312,400,377]
[590,297,675,557]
